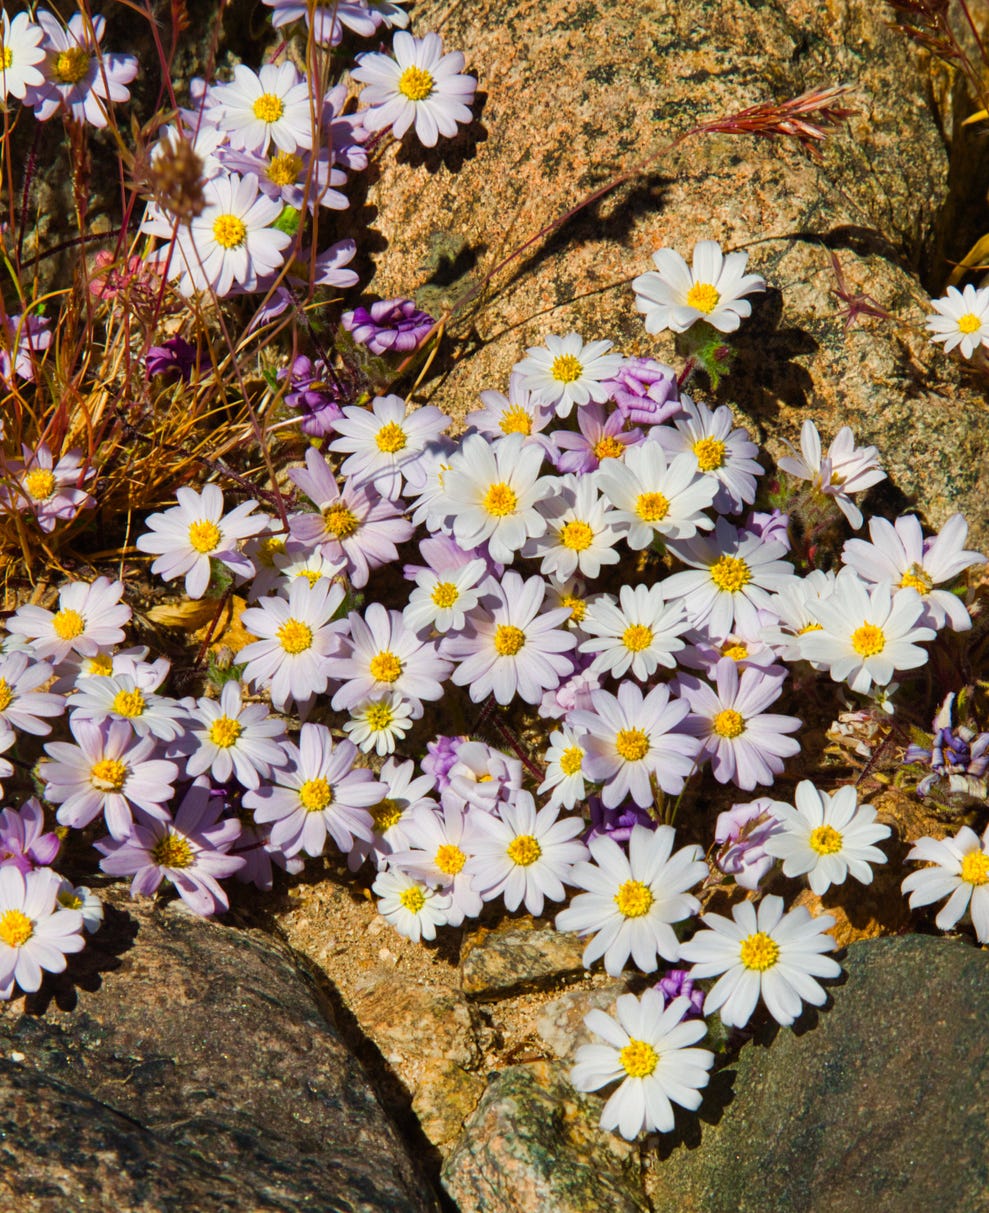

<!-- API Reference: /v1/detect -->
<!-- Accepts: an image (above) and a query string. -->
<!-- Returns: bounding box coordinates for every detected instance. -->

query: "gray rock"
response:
[648,935,989,1213]
[0,891,440,1213]
[442,1060,650,1213]
[461,919,588,999]
[535,981,626,1058]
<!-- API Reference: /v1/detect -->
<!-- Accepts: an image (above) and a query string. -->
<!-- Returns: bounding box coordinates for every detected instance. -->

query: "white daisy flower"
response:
[651,397,763,513]
[0,866,85,999]
[183,680,288,791]
[352,30,477,148]
[465,373,553,443]
[579,582,688,681]
[7,577,130,662]
[0,11,46,101]
[596,441,717,549]
[556,824,707,976]
[372,867,452,941]
[926,284,989,359]
[765,781,890,895]
[351,757,436,871]
[465,791,588,917]
[538,723,589,811]
[760,568,837,664]
[524,475,623,582]
[272,541,347,592]
[799,569,935,694]
[902,824,989,942]
[136,485,266,600]
[679,894,840,1028]
[513,332,624,419]
[214,61,314,154]
[632,240,766,334]
[56,880,104,934]
[571,989,714,1140]
[777,419,886,530]
[342,692,416,757]
[402,557,488,636]
[70,673,189,742]
[329,396,449,501]
[389,802,482,926]
[0,651,64,736]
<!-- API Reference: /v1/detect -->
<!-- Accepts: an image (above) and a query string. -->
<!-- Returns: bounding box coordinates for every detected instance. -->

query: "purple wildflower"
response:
[421,734,467,790]
[277,355,345,438]
[585,796,655,845]
[602,357,683,426]
[744,509,791,549]
[0,313,51,384]
[0,799,61,874]
[906,691,989,799]
[714,798,783,890]
[654,968,706,1017]
[146,336,203,384]
[342,297,435,356]
[550,403,642,474]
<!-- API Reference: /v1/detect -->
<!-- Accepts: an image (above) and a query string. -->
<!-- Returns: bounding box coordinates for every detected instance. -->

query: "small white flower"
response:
[570,989,714,1140]
[651,397,763,513]
[524,475,623,582]
[389,802,482,926]
[579,582,688,681]
[403,558,488,635]
[329,396,449,501]
[0,11,46,101]
[777,420,886,530]
[926,284,989,359]
[902,824,989,941]
[765,781,891,895]
[342,692,416,756]
[632,240,765,334]
[214,61,314,154]
[596,441,717,549]
[514,332,624,419]
[0,867,85,998]
[183,680,288,790]
[7,577,130,662]
[56,880,104,934]
[372,867,452,941]
[538,724,588,811]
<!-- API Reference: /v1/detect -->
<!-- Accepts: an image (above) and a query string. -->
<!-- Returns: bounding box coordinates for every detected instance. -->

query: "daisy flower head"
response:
[579,582,688,681]
[765,781,891,895]
[69,672,189,742]
[214,61,314,154]
[465,373,553,443]
[0,11,45,101]
[328,395,449,500]
[549,402,642,475]
[56,880,104,935]
[403,555,487,636]
[465,791,588,917]
[343,692,416,756]
[777,420,886,530]
[902,824,989,942]
[556,824,707,977]
[0,444,95,534]
[799,569,935,694]
[0,866,85,999]
[6,577,130,662]
[524,475,623,582]
[538,723,590,811]
[0,798,60,874]
[652,397,763,513]
[0,651,64,736]
[570,989,714,1140]
[513,332,624,419]
[926,284,989,359]
[760,568,837,664]
[442,740,523,813]
[26,10,137,129]
[352,31,477,147]
[632,240,766,335]
[136,484,265,599]
[350,756,436,870]
[389,801,482,925]
[445,571,576,705]
[714,799,784,891]
[596,441,717,549]
[183,680,288,791]
[372,868,452,942]
[679,894,840,1028]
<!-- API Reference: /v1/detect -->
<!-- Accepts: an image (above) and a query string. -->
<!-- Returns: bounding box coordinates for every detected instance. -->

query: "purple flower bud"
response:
[714,799,782,891]
[586,796,656,845]
[146,336,202,384]
[744,508,791,549]
[342,297,435,356]
[277,356,345,438]
[654,968,706,1017]
[422,734,466,790]
[0,798,61,874]
[602,357,683,426]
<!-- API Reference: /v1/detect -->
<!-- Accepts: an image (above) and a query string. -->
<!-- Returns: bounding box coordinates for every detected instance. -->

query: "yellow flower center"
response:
[58,890,83,910]
[399,885,427,912]
[722,641,748,660]
[365,702,395,732]
[851,623,885,657]
[594,434,625,461]
[435,843,466,875]
[614,879,654,918]
[90,757,128,791]
[252,92,285,123]
[297,569,321,587]
[299,777,332,811]
[277,617,313,654]
[267,150,303,186]
[431,581,459,608]
[208,716,243,748]
[397,65,434,101]
[958,312,982,335]
[499,405,532,435]
[494,624,526,656]
[710,554,752,593]
[634,491,669,523]
[1,49,12,71]
[53,608,85,640]
[152,833,193,869]
[212,213,247,249]
[0,679,11,712]
[561,594,586,623]
[899,563,933,595]
[0,909,33,948]
[370,798,403,832]
[369,651,403,683]
[622,623,653,653]
[619,1038,659,1078]
[615,727,649,762]
[693,436,726,471]
[52,45,91,85]
[188,519,221,553]
[550,353,583,383]
[483,482,518,518]
[375,421,408,454]
[686,281,721,314]
[322,503,360,539]
[797,622,823,635]
[257,536,286,565]
[23,468,56,500]
[809,824,844,855]
[112,689,146,718]
[559,746,583,776]
[560,520,594,551]
[739,931,780,971]
[712,708,745,739]
[961,850,989,886]
[506,834,542,866]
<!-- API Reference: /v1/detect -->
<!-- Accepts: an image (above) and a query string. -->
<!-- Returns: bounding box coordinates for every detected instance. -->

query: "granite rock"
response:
[460,918,589,999]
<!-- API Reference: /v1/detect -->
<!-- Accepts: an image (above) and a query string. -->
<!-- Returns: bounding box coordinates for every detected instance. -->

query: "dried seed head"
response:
[150,134,206,224]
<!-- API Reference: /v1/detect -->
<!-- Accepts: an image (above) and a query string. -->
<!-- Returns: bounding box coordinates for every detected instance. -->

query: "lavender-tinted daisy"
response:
[664,517,797,638]
[96,782,245,917]
[548,403,642,474]
[538,724,589,811]
[328,396,449,500]
[263,0,379,45]
[70,673,189,742]
[213,61,314,154]
[0,11,45,101]
[403,556,488,635]
[352,31,476,147]
[0,798,60,874]
[0,651,64,736]
[272,541,346,592]
[136,484,266,599]
[244,725,384,860]
[596,441,717,549]
[902,824,989,942]
[777,419,886,530]
[570,682,703,808]
[328,603,450,714]
[677,619,783,679]
[42,717,179,839]
[56,880,104,934]
[0,866,84,998]
[678,659,801,790]
[760,568,836,664]
[239,578,349,713]
[349,756,436,870]
[525,475,623,583]
[372,868,452,941]
[926,284,989,359]
[26,10,137,129]
[514,332,624,419]
[571,990,714,1140]
[465,373,554,444]
[343,692,417,757]
[579,582,688,681]
[464,791,588,917]
[342,297,435,355]
[0,312,51,384]
[7,577,130,662]
[183,681,288,791]
[446,571,576,705]
[841,512,984,632]
[766,781,890,895]
[651,398,763,513]
[602,357,683,427]
[442,740,523,813]
[680,895,840,1028]
[390,802,483,926]
[714,799,785,891]
[0,444,95,533]
[632,240,765,334]
[556,824,707,977]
